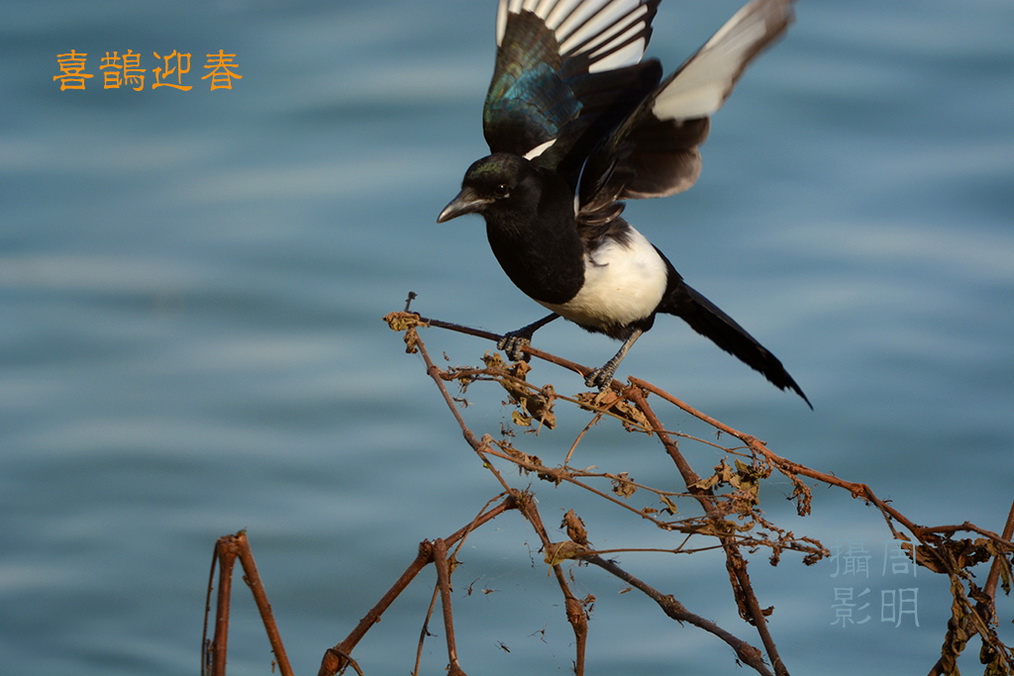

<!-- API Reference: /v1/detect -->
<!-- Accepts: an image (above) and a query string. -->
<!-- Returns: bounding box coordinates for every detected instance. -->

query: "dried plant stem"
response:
[405,317,775,675]
[628,386,788,675]
[516,496,590,675]
[202,531,294,676]
[201,308,1013,676]
[410,325,593,672]
[585,553,773,676]
[433,539,466,676]
[203,537,236,676]
[317,497,517,676]
[985,500,1014,601]
[413,584,441,676]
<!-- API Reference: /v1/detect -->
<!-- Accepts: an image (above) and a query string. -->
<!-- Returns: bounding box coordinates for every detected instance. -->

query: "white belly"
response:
[537,227,668,329]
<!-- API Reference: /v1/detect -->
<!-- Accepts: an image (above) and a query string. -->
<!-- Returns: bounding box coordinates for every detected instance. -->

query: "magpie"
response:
[438,0,809,407]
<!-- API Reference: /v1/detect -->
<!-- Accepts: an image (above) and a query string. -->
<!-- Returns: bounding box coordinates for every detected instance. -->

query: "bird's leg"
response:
[498,313,559,362]
[586,328,644,390]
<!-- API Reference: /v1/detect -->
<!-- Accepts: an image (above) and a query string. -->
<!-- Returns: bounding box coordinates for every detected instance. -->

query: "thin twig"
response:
[628,386,788,676]
[201,541,219,676]
[411,326,592,673]
[231,532,295,676]
[984,500,1014,600]
[515,496,589,675]
[585,554,773,676]
[208,535,238,676]
[413,583,441,676]
[317,498,518,676]
[402,312,597,384]
[433,539,466,676]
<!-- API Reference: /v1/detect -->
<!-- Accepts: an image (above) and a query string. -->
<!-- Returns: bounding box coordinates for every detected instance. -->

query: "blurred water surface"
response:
[2,1,1012,674]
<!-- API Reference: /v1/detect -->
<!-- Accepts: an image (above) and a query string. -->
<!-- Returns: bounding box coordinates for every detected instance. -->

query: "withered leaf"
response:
[610,472,638,498]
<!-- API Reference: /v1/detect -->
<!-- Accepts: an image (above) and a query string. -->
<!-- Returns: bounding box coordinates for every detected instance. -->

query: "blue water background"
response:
[2,1,1012,674]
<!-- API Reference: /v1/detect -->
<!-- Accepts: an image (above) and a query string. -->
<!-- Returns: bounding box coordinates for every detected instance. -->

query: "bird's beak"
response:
[437,188,490,223]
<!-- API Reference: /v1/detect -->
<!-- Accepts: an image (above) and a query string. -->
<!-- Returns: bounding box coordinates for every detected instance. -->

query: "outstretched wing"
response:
[577,0,795,220]
[483,0,662,171]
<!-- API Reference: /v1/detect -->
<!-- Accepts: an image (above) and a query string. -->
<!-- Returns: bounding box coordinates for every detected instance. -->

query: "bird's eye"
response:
[493,183,510,199]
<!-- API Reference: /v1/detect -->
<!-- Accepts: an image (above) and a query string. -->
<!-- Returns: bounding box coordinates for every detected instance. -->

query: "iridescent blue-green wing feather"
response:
[483,0,662,173]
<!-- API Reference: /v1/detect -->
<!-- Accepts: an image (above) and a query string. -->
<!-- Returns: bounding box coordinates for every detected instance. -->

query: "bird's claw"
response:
[498,332,532,362]
[584,365,616,391]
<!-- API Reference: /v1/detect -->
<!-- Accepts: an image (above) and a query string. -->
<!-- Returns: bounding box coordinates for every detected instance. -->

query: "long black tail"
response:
[660,279,811,408]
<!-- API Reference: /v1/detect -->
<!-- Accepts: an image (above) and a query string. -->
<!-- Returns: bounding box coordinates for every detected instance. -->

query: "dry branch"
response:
[197,305,1013,676]
[379,306,1013,675]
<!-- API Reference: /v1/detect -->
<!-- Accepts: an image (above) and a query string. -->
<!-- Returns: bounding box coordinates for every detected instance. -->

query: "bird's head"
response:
[437,153,538,223]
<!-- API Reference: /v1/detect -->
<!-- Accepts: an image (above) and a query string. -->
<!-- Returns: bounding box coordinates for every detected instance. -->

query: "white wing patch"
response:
[497,0,654,73]
[651,0,792,121]
[523,138,559,160]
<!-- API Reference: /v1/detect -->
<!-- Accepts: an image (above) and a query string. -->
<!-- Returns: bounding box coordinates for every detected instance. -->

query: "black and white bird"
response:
[438,0,810,407]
